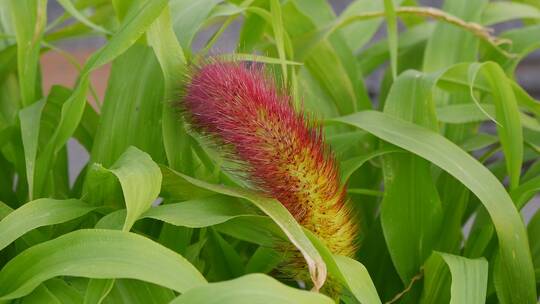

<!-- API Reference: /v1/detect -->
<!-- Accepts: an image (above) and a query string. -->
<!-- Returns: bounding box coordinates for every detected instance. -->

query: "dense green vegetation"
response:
[0,0,539,303]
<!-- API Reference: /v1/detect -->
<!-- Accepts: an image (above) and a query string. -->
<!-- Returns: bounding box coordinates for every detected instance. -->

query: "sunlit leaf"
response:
[169,274,333,304]
[0,229,207,300]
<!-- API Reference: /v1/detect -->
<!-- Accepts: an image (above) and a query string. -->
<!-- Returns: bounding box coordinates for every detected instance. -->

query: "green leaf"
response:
[84,1,167,70]
[96,195,258,230]
[0,45,17,85]
[481,2,540,25]
[160,167,327,291]
[33,0,168,198]
[338,0,402,51]
[270,0,288,83]
[21,285,62,304]
[340,146,401,182]
[303,230,381,304]
[428,61,526,194]
[302,42,362,114]
[282,2,371,114]
[0,229,207,300]
[73,96,99,152]
[111,0,131,20]
[494,25,540,74]
[22,279,83,304]
[245,247,282,274]
[45,279,84,304]
[84,279,114,304]
[335,256,382,304]
[146,4,192,173]
[214,216,283,247]
[459,133,498,152]
[237,2,268,52]
[358,23,434,75]
[511,175,540,210]
[9,0,47,107]
[383,0,398,79]
[437,103,497,124]
[380,70,443,283]
[528,210,540,270]
[102,279,175,304]
[0,198,95,251]
[205,229,245,280]
[19,99,45,200]
[90,146,161,231]
[170,0,221,51]
[421,252,488,304]
[218,53,302,66]
[434,61,528,209]
[169,273,333,304]
[436,103,540,132]
[147,3,186,89]
[436,104,494,124]
[423,0,487,72]
[144,196,256,228]
[513,79,540,117]
[329,110,537,304]
[56,0,112,35]
[470,63,523,190]
[160,166,216,200]
[89,45,165,167]
[0,201,11,219]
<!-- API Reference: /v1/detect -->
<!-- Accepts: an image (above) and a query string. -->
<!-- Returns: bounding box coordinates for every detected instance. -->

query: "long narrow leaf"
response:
[160,166,327,291]
[0,229,207,300]
[330,110,537,304]
[0,198,95,251]
[169,274,333,304]
[33,0,168,198]
[9,0,47,107]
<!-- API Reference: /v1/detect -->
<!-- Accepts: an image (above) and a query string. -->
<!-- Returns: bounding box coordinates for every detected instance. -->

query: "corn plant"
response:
[0,0,539,303]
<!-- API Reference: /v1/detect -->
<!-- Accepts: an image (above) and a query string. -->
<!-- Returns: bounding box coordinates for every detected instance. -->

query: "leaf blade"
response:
[422,252,488,304]
[169,273,333,304]
[0,198,95,251]
[0,229,207,300]
[330,110,537,304]
[160,166,327,291]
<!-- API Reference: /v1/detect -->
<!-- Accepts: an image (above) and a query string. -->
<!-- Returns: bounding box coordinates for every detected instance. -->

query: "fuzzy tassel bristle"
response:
[181,59,358,259]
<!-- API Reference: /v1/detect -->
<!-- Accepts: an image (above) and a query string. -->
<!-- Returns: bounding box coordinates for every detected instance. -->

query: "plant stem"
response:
[332,6,515,58]
[385,269,424,304]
